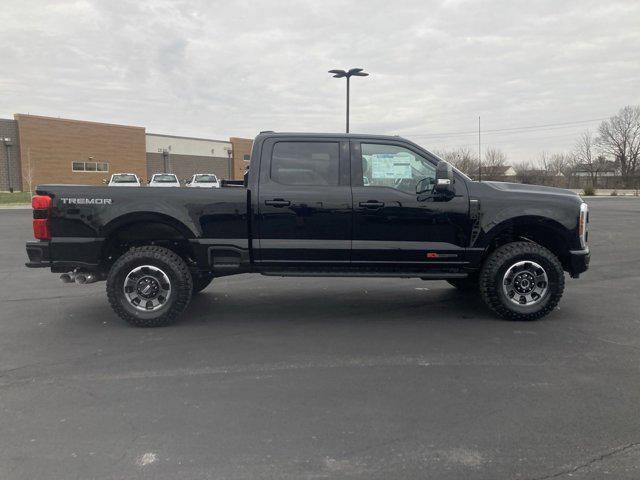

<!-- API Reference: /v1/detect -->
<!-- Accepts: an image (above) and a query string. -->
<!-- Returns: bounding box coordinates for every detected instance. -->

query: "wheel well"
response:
[487,221,570,268]
[101,221,197,270]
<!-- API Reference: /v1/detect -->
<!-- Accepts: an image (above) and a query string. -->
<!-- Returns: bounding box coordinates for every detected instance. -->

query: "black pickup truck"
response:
[26,132,589,327]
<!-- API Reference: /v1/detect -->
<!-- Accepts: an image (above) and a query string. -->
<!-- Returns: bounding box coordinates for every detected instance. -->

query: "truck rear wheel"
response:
[479,241,564,321]
[106,246,193,327]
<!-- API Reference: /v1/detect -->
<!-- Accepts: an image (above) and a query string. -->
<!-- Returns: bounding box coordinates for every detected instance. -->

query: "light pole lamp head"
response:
[347,68,369,77]
[328,68,369,78]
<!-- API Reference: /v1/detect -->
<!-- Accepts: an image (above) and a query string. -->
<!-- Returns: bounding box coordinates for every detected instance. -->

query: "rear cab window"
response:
[112,174,138,183]
[153,174,179,183]
[194,174,218,183]
[270,142,340,186]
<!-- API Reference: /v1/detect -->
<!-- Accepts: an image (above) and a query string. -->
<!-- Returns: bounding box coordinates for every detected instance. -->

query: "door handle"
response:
[359,200,385,209]
[265,199,291,207]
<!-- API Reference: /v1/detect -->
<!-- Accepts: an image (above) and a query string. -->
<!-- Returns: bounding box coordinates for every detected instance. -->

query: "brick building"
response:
[230,137,253,179]
[0,114,253,191]
[15,114,147,188]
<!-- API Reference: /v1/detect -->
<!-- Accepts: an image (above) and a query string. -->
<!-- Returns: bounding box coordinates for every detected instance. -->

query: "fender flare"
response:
[477,215,570,249]
[101,212,197,240]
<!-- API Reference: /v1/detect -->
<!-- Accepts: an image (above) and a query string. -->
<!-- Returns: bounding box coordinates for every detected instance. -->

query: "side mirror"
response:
[416,177,434,194]
[434,161,454,194]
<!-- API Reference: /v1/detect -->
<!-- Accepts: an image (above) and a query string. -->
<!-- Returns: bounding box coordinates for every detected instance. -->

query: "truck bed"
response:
[29,184,250,272]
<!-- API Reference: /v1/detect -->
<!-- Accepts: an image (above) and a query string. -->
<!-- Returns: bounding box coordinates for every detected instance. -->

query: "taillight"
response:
[578,202,588,249]
[32,195,52,240]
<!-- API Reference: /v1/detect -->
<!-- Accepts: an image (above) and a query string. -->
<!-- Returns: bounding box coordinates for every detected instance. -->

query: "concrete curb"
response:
[581,196,640,199]
[0,204,31,209]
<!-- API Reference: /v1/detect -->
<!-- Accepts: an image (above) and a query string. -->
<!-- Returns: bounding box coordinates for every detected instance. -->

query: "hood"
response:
[482,181,580,199]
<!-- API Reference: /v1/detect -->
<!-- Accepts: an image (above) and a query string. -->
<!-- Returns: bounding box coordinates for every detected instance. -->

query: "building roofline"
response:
[13,113,145,130]
[146,132,231,144]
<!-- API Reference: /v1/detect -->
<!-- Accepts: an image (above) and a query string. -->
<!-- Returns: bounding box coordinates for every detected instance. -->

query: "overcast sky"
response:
[1,0,639,162]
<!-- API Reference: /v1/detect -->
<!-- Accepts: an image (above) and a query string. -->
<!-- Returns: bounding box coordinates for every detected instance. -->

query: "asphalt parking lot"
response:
[1,199,639,480]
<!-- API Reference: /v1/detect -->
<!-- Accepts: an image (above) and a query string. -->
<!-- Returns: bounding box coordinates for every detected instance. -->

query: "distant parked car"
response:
[108,173,141,187]
[186,173,221,188]
[149,173,180,188]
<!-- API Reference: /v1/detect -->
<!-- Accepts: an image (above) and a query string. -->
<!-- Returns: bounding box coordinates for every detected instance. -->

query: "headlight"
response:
[578,202,589,249]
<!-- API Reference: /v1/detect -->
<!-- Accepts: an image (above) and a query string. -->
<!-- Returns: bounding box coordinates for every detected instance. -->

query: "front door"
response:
[256,137,352,266]
[350,140,471,269]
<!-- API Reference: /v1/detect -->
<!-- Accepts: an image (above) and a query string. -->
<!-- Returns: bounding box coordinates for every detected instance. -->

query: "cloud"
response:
[1,0,639,162]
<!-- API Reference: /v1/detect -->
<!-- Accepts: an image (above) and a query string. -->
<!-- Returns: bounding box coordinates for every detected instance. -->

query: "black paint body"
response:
[26,133,590,278]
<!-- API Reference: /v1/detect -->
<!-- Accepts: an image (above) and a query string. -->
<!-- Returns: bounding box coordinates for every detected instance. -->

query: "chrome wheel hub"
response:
[124,265,171,311]
[502,261,549,306]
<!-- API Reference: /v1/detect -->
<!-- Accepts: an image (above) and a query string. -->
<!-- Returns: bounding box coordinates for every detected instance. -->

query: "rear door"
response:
[350,139,471,269]
[255,137,352,265]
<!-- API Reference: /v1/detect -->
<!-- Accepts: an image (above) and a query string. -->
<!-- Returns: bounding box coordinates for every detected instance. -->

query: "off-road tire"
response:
[106,246,193,327]
[479,241,564,321]
[192,273,214,293]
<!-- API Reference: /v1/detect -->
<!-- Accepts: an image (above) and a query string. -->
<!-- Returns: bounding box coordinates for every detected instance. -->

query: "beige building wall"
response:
[15,114,147,188]
[146,133,233,181]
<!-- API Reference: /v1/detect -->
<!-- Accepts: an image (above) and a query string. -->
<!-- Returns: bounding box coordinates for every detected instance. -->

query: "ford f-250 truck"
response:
[26,132,590,327]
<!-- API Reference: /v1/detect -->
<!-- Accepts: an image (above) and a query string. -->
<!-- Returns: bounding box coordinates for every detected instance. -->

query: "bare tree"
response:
[436,147,477,176]
[479,147,507,180]
[22,147,35,194]
[483,147,507,168]
[574,131,607,188]
[597,105,640,181]
[514,160,533,184]
[540,152,571,185]
[538,152,553,179]
[546,153,569,177]
[563,152,582,188]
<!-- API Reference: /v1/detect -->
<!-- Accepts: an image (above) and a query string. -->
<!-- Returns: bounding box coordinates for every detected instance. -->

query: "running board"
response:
[261,271,468,279]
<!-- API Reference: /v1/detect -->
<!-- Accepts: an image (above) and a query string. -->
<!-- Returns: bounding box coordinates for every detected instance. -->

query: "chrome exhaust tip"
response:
[60,273,75,283]
[75,273,97,285]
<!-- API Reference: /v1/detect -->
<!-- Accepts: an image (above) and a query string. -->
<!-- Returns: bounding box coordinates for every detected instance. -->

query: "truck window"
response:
[361,143,436,194]
[271,142,339,186]
[194,174,218,183]
[112,174,138,183]
[153,174,178,183]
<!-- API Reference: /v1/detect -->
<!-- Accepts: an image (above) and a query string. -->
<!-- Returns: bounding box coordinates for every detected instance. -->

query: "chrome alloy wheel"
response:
[502,260,549,306]
[123,265,171,312]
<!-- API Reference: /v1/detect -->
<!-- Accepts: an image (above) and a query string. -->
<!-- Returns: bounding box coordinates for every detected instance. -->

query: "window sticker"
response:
[368,154,413,179]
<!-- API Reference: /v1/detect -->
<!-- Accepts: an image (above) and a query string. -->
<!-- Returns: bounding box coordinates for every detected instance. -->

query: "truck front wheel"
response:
[106,246,193,327]
[479,241,565,321]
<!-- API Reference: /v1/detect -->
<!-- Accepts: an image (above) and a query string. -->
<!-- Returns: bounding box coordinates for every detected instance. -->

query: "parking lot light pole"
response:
[3,137,13,193]
[328,68,369,133]
[226,148,233,180]
[162,148,170,173]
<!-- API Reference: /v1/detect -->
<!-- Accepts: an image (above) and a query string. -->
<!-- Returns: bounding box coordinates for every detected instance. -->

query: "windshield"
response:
[194,174,218,183]
[111,174,138,183]
[153,175,178,183]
